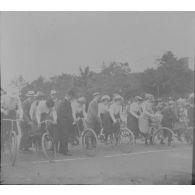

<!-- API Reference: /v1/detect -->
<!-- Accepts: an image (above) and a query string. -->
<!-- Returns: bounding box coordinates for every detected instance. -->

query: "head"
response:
[93,92,101,102]
[135,96,143,104]
[46,99,55,109]
[50,90,57,99]
[101,95,110,105]
[77,97,86,105]
[26,90,35,100]
[114,95,123,105]
[168,100,175,108]
[65,90,76,101]
[35,91,45,100]
[145,93,154,102]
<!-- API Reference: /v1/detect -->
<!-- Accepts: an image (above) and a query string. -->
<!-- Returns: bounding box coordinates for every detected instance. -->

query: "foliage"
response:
[18,51,194,101]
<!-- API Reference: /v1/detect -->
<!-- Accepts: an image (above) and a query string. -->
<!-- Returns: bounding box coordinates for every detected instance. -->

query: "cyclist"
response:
[109,94,125,143]
[29,91,45,130]
[57,90,76,156]
[71,96,87,144]
[87,92,102,139]
[139,93,155,144]
[20,91,36,151]
[35,98,57,129]
[98,95,111,143]
[127,96,143,141]
[1,87,23,149]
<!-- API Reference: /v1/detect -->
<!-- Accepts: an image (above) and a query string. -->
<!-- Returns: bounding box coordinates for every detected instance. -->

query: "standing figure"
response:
[71,96,87,144]
[57,90,75,156]
[109,94,124,143]
[127,96,143,141]
[20,91,35,151]
[86,92,101,137]
[98,95,112,143]
[139,93,155,145]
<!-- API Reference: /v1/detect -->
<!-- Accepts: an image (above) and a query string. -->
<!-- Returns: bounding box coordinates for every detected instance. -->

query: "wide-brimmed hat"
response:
[145,93,154,100]
[50,90,57,95]
[26,90,35,96]
[168,100,175,105]
[101,95,110,101]
[35,91,45,98]
[135,96,143,101]
[114,94,123,101]
[77,97,86,103]
[93,92,100,97]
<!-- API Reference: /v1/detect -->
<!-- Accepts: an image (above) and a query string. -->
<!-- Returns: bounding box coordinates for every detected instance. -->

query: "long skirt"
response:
[127,113,139,138]
[100,112,113,135]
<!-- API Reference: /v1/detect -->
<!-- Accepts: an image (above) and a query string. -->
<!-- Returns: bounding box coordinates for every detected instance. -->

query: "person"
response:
[1,87,23,149]
[35,98,57,129]
[72,96,87,122]
[98,95,112,143]
[161,100,178,145]
[50,90,57,101]
[139,93,155,144]
[86,92,101,137]
[71,96,87,144]
[20,91,36,151]
[56,90,75,156]
[29,91,45,130]
[109,94,125,143]
[127,96,142,140]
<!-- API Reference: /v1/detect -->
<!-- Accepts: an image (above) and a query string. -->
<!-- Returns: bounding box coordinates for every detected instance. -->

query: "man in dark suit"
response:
[57,90,75,156]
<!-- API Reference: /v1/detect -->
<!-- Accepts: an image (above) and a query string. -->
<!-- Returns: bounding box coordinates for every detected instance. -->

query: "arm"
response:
[83,104,87,119]
[36,104,42,127]
[130,104,139,119]
[51,108,57,123]
[142,102,154,118]
[17,98,23,119]
[109,105,116,123]
[71,101,77,123]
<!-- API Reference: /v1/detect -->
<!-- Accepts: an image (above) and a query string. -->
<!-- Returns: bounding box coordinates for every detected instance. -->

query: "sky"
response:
[1,12,195,88]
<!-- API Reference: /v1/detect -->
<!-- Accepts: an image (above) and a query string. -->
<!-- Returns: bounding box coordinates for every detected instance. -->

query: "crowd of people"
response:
[1,86,194,156]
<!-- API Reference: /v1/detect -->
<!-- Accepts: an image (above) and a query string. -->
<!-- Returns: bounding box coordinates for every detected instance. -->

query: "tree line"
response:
[11,51,194,102]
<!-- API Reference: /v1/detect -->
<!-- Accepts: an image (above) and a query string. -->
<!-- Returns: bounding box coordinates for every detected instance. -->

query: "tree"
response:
[10,75,28,95]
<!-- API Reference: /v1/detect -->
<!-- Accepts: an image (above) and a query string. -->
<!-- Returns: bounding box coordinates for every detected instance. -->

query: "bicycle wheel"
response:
[118,128,135,153]
[8,131,18,166]
[42,132,56,162]
[152,127,174,146]
[82,128,97,157]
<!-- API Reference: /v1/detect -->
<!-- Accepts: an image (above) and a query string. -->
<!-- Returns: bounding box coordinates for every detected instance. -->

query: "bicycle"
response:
[29,120,56,162]
[1,119,19,166]
[100,119,135,153]
[71,117,98,157]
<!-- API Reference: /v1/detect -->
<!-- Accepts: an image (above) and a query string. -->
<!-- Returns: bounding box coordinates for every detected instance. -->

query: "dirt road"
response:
[1,143,192,184]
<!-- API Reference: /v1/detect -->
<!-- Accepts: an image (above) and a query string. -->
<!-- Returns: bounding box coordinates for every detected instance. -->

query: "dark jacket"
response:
[57,98,74,141]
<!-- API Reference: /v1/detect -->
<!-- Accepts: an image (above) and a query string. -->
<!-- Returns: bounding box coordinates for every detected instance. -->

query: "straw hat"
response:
[114,94,123,101]
[93,92,100,97]
[35,91,45,98]
[50,90,57,95]
[101,95,110,101]
[26,90,35,96]
[77,97,86,103]
[135,96,143,101]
